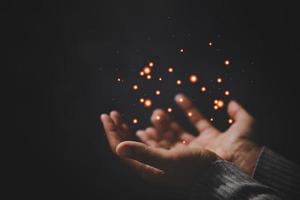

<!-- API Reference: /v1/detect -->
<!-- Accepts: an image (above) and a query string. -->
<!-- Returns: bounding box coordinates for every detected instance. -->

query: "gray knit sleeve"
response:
[190,160,282,200]
[253,147,300,199]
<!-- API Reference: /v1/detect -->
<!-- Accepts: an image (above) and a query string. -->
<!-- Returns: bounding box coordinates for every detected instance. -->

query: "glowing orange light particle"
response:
[217,78,223,83]
[146,75,152,79]
[214,100,219,104]
[140,71,145,76]
[148,62,154,67]
[217,100,224,108]
[176,80,182,85]
[144,67,151,74]
[180,48,184,53]
[181,140,187,144]
[225,59,230,66]
[214,105,219,110]
[132,118,138,124]
[225,90,230,96]
[168,67,174,73]
[139,98,145,103]
[179,97,184,103]
[228,119,233,124]
[158,77,162,81]
[209,42,213,46]
[155,90,161,95]
[188,112,193,117]
[167,107,173,113]
[133,84,139,90]
[117,78,121,82]
[200,86,207,92]
[210,118,214,122]
[189,74,198,83]
[144,99,152,107]
[155,115,161,121]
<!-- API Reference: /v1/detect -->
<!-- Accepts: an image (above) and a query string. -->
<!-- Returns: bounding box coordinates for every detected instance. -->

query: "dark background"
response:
[3,1,300,199]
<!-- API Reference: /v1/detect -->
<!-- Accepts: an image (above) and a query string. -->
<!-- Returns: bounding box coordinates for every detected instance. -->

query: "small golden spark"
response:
[117,78,121,82]
[144,99,152,107]
[188,112,193,117]
[224,59,230,66]
[209,42,213,46]
[146,75,152,79]
[228,119,233,124]
[217,78,223,83]
[180,48,184,53]
[189,74,198,83]
[148,62,154,67]
[179,97,184,103]
[133,84,139,90]
[155,115,161,121]
[140,71,145,76]
[214,100,219,104]
[181,140,187,144]
[200,86,207,92]
[168,67,174,73]
[144,67,151,74]
[217,100,224,108]
[210,118,214,122]
[139,98,145,103]
[167,107,173,113]
[132,118,138,124]
[225,90,230,96]
[155,90,161,95]
[158,77,162,81]
[213,105,219,110]
[176,80,182,85]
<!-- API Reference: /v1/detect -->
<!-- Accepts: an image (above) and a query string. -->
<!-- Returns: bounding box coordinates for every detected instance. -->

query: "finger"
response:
[136,129,159,147]
[227,100,255,133]
[116,141,168,169]
[100,114,124,153]
[110,111,130,134]
[145,127,160,140]
[175,94,215,133]
[151,109,185,135]
[110,111,130,136]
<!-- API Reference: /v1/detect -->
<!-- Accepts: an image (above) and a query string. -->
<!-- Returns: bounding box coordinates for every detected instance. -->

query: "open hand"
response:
[136,94,262,175]
[100,111,217,187]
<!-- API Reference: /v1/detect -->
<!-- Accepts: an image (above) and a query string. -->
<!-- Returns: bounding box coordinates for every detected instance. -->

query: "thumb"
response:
[227,100,255,133]
[116,141,167,169]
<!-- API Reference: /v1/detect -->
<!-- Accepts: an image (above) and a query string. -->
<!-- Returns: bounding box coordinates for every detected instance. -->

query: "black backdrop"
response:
[3,1,300,199]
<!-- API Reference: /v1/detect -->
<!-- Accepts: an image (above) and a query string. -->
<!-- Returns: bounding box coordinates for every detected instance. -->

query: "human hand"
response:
[100,111,218,187]
[136,94,262,175]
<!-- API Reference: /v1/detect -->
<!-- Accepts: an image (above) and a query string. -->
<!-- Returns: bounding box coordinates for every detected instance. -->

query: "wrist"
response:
[231,139,262,175]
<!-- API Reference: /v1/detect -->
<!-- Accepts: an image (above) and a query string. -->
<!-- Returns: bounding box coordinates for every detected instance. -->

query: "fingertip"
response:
[100,113,109,121]
[151,109,167,122]
[116,141,141,156]
[174,93,185,101]
[110,110,120,117]
[136,130,145,137]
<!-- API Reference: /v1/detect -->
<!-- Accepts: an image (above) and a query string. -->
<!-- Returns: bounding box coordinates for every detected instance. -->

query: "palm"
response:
[136,94,256,163]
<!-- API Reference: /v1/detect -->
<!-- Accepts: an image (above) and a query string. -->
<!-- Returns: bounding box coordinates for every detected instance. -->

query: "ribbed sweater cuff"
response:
[253,147,300,198]
[190,160,280,200]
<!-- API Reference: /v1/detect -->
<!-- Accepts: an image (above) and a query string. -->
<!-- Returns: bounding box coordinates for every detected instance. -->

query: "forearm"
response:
[253,147,300,199]
[190,160,282,200]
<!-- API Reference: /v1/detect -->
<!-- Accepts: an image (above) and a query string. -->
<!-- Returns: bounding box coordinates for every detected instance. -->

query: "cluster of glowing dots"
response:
[125,54,232,125]
[213,99,225,110]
